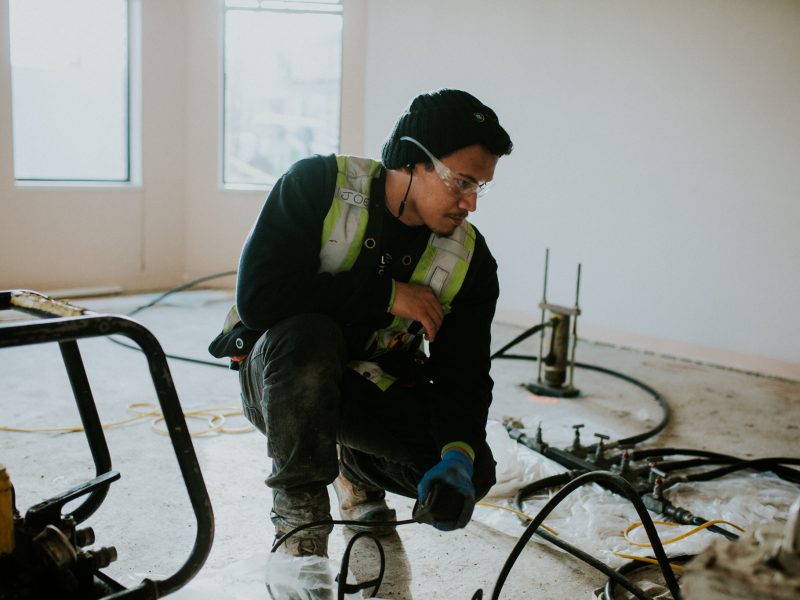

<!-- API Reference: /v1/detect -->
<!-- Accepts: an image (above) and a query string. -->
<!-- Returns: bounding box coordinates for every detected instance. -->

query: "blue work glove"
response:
[417,450,476,531]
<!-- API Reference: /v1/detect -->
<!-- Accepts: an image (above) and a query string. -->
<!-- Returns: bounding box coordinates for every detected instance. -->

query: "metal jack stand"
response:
[525,249,582,398]
[0,290,214,600]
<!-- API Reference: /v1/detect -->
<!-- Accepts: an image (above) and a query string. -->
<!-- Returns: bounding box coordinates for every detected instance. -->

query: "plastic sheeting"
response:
[475,419,800,570]
[170,551,389,600]
[170,418,799,599]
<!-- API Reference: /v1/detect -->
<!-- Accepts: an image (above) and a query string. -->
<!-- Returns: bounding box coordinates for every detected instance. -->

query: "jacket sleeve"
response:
[235,155,393,331]
[425,232,499,454]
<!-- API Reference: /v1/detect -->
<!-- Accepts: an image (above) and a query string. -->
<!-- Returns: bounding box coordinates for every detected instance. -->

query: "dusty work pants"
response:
[238,313,496,533]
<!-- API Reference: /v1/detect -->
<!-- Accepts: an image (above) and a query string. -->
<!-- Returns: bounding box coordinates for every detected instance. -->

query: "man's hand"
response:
[417,450,476,531]
[389,281,444,342]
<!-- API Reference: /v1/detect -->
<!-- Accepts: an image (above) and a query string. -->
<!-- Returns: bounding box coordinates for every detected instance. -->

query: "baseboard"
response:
[494,308,800,382]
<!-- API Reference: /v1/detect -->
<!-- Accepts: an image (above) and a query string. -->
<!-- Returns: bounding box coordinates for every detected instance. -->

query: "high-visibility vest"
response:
[325,156,476,390]
[222,155,476,390]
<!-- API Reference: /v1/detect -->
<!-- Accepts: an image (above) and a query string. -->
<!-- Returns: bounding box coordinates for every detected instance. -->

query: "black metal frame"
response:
[0,290,214,599]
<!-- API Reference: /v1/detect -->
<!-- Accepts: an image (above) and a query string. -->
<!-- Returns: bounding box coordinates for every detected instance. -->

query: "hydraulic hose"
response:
[490,471,681,600]
[684,458,800,484]
[536,529,653,600]
[630,448,739,461]
[106,270,237,369]
[491,348,670,448]
[514,471,585,508]
[630,449,800,484]
[603,556,694,600]
[650,457,737,472]
[337,531,385,600]
[490,322,551,361]
[574,362,670,447]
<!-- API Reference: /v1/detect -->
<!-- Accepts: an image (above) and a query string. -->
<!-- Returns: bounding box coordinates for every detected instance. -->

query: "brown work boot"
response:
[271,489,332,557]
[332,473,396,536]
[273,529,329,557]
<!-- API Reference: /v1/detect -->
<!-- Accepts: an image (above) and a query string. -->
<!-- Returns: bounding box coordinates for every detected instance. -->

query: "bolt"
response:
[572,424,584,450]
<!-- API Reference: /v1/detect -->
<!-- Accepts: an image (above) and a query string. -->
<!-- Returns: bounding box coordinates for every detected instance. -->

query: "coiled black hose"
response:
[603,555,694,600]
[491,346,670,447]
[490,471,681,600]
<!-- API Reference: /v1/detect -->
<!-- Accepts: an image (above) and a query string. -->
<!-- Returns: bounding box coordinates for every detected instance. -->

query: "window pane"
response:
[224,3,342,186]
[9,0,128,181]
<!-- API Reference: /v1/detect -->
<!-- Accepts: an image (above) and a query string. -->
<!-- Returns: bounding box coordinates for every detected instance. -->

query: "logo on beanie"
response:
[473,112,486,122]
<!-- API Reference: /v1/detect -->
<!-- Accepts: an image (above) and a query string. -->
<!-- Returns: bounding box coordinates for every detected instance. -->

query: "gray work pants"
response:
[238,313,496,533]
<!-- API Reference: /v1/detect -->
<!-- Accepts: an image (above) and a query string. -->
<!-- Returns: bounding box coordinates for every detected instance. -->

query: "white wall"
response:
[0,0,797,377]
[363,0,800,376]
[0,0,187,292]
[0,0,368,290]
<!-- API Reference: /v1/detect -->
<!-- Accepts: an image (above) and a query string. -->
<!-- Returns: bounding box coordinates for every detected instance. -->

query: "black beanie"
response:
[381,89,513,169]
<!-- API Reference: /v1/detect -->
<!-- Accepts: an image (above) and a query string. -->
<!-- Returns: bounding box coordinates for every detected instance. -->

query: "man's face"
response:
[411,144,500,235]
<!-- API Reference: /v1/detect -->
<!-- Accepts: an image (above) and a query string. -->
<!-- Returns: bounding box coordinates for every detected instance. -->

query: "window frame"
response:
[220,0,344,191]
[9,0,141,188]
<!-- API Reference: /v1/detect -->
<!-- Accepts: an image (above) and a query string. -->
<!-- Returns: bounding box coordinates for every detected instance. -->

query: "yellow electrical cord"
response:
[612,552,687,572]
[624,518,744,547]
[476,501,560,536]
[614,517,745,573]
[0,402,255,437]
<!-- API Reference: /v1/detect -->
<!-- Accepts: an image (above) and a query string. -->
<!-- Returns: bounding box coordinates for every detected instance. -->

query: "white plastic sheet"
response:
[476,419,800,570]
[170,551,389,600]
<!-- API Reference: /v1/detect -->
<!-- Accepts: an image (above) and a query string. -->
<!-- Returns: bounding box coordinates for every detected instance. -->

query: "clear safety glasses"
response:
[400,136,493,198]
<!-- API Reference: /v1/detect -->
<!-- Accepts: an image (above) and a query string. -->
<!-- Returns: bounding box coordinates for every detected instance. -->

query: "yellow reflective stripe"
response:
[348,360,397,391]
[387,315,409,331]
[222,305,241,333]
[367,159,383,180]
[412,241,438,285]
[376,240,438,337]
[440,223,475,309]
[340,206,369,271]
[387,279,396,311]
[321,199,342,247]
[320,156,381,273]
[335,155,350,188]
[373,224,473,351]
[441,441,475,461]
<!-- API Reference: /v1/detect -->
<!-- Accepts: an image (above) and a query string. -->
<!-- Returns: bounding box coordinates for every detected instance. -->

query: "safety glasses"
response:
[401,136,493,198]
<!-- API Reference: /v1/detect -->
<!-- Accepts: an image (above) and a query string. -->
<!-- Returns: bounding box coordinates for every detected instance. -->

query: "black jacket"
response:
[211,154,499,452]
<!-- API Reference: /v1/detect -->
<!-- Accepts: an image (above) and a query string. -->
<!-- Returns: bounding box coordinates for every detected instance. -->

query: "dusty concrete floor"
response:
[1,291,798,599]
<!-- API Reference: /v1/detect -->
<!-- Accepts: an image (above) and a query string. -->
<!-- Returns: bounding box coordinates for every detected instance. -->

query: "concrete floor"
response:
[1,291,798,599]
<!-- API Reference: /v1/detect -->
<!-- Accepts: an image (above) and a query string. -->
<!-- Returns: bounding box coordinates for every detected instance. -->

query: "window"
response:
[223,0,343,187]
[9,0,130,182]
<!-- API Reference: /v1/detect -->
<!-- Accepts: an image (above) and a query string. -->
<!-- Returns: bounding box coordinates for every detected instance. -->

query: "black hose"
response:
[266,517,416,600]
[337,531,386,599]
[107,270,237,369]
[574,362,670,447]
[490,471,681,600]
[490,322,551,360]
[536,529,654,600]
[650,457,736,472]
[630,448,738,461]
[514,471,585,507]
[491,351,670,448]
[270,518,416,553]
[491,322,671,447]
[513,474,666,599]
[604,555,694,600]
[126,271,237,317]
[683,458,800,483]
[630,448,800,484]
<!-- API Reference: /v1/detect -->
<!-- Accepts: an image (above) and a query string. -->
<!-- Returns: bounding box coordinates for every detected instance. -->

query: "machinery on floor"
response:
[487,251,800,600]
[0,290,214,600]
